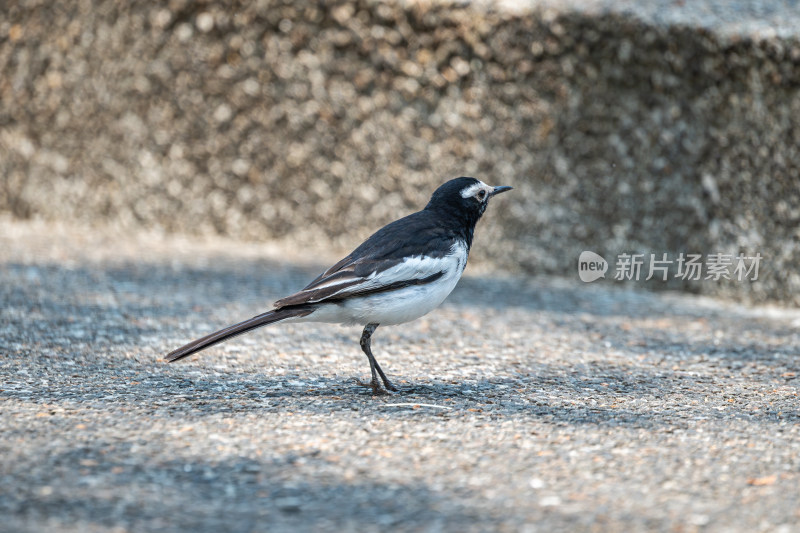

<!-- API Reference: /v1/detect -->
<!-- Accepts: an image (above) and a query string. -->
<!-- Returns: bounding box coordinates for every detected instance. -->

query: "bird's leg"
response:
[358,323,398,394]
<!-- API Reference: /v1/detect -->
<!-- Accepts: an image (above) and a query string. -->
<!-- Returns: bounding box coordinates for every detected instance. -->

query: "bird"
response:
[165,177,512,394]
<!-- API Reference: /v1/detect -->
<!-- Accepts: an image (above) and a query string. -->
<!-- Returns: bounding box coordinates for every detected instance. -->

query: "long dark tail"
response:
[165,305,315,362]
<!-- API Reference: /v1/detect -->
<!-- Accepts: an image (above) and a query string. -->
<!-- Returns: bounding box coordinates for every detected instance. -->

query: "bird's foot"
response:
[382,379,400,393]
[355,377,395,395]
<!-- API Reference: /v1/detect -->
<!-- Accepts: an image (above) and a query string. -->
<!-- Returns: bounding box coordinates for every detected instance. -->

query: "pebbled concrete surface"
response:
[1,218,799,532]
[3,0,800,304]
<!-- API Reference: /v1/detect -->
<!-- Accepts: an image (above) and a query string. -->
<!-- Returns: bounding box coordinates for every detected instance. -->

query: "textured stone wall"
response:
[2,1,799,304]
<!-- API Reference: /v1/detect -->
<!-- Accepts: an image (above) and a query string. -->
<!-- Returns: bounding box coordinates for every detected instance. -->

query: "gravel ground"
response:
[2,218,799,532]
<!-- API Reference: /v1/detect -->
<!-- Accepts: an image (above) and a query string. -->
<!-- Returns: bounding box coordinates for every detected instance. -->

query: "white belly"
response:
[297,242,467,326]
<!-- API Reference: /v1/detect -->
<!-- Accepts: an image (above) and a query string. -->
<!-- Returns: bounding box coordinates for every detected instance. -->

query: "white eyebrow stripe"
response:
[459,181,489,198]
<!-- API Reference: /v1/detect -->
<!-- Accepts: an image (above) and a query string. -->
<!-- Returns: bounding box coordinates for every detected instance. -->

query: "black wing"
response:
[274,210,458,307]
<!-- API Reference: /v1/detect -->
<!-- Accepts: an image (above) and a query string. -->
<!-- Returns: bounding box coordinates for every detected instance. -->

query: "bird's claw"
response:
[355,378,396,395]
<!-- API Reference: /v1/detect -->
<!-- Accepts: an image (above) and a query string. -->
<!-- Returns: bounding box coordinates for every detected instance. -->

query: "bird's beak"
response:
[490,185,513,197]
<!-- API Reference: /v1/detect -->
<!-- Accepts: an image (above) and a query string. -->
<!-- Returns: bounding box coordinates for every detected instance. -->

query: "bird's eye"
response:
[476,190,487,201]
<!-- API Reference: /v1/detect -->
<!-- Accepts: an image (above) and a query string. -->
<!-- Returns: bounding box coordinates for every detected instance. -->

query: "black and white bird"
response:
[165,177,512,394]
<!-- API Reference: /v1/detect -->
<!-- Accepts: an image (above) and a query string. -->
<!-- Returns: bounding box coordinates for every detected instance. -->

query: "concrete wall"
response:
[2,0,798,304]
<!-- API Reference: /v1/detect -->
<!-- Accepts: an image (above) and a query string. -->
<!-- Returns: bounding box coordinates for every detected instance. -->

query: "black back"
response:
[290,177,490,297]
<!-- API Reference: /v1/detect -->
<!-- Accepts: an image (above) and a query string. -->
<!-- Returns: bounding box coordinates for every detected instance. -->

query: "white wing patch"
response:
[460,180,491,198]
[338,255,447,297]
[302,277,357,291]
[303,241,470,325]
[304,242,467,303]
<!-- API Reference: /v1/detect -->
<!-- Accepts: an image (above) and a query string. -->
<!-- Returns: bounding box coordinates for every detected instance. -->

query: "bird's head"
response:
[425,177,513,221]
